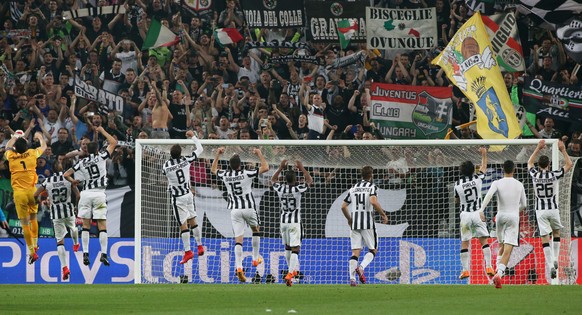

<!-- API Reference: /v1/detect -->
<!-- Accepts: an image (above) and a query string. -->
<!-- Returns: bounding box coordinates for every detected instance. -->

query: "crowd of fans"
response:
[0,1,581,233]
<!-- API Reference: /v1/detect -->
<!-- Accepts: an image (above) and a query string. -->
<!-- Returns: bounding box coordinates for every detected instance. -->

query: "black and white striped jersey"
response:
[343,180,378,230]
[41,172,75,220]
[162,154,198,197]
[72,151,110,190]
[454,172,485,212]
[529,167,564,210]
[217,169,259,210]
[272,182,309,224]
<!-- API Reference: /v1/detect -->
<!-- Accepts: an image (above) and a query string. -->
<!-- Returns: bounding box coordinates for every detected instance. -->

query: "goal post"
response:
[134,138,575,285]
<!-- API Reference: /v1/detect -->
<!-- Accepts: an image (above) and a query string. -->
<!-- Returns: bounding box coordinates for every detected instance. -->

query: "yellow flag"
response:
[432,12,521,140]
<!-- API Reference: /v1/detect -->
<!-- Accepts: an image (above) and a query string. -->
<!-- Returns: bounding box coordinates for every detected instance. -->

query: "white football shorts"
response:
[78,190,107,220]
[460,211,489,241]
[231,208,259,237]
[536,209,563,237]
[350,229,378,250]
[495,212,520,246]
[171,193,197,225]
[52,216,77,243]
[281,223,302,247]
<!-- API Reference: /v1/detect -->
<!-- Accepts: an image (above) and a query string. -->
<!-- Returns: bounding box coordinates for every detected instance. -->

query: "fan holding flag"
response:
[337,19,358,49]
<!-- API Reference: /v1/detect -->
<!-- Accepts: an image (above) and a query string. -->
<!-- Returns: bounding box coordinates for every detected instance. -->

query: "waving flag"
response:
[214,28,243,46]
[557,18,582,63]
[432,12,521,140]
[142,19,179,50]
[337,19,358,49]
[481,12,525,72]
[517,0,582,30]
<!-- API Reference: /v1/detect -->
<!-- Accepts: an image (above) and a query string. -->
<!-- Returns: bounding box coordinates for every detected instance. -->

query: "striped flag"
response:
[337,19,358,49]
[214,28,243,46]
[517,0,582,30]
[142,19,180,50]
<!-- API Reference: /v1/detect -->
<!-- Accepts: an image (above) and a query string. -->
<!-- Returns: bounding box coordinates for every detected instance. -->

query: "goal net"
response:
[134,139,575,285]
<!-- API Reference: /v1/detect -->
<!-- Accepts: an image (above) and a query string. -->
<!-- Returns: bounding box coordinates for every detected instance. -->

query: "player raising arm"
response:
[342,166,388,287]
[163,130,205,265]
[211,147,269,282]
[34,159,80,280]
[64,126,117,266]
[454,147,494,280]
[528,139,573,281]
[271,160,313,286]
[4,131,47,264]
[479,160,527,289]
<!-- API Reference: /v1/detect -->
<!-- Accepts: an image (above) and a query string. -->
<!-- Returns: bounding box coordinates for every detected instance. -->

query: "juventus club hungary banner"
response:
[432,12,521,140]
[482,12,525,72]
[369,82,453,139]
[523,77,582,123]
[366,7,437,50]
[74,76,125,112]
[305,0,366,43]
[241,0,304,29]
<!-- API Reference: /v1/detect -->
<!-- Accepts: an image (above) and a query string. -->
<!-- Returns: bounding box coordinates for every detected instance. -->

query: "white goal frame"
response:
[134,138,572,284]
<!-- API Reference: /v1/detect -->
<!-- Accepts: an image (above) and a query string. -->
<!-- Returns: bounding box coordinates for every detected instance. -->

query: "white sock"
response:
[191,227,201,246]
[99,231,108,254]
[57,245,67,268]
[289,252,299,273]
[543,245,552,268]
[482,246,492,267]
[496,255,502,269]
[360,252,375,270]
[234,244,243,269]
[460,250,470,271]
[285,250,291,266]
[349,258,358,281]
[252,236,260,261]
[81,230,90,253]
[497,263,506,277]
[181,230,191,251]
[552,240,560,266]
[71,227,79,246]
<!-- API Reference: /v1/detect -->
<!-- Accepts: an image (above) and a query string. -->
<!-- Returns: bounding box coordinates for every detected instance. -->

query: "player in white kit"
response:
[35,159,80,280]
[271,160,313,286]
[341,166,388,287]
[64,126,117,266]
[211,147,269,282]
[454,147,494,280]
[528,139,572,281]
[479,160,527,289]
[162,130,205,265]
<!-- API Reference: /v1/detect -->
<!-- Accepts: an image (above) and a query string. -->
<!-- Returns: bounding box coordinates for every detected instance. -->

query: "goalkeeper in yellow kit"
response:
[4,132,47,264]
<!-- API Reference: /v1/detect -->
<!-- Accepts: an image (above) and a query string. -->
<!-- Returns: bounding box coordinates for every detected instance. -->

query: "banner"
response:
[0,29,31,39]
[432,12,521,140]
[369,82,453,139]
[366,7,437,50]
[241,0,305,29]
[325,50,366,70]
[522,76,582,123]
[74,76,125,112]
[305,1,366,43]
[262,55,324,70]
[62,5,126,20]
[482,12,525,72]
[3,237,576,284]
[244,40,310,51]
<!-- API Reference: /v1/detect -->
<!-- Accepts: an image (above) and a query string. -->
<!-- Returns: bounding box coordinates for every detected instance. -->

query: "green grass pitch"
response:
[2,284,580,314]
